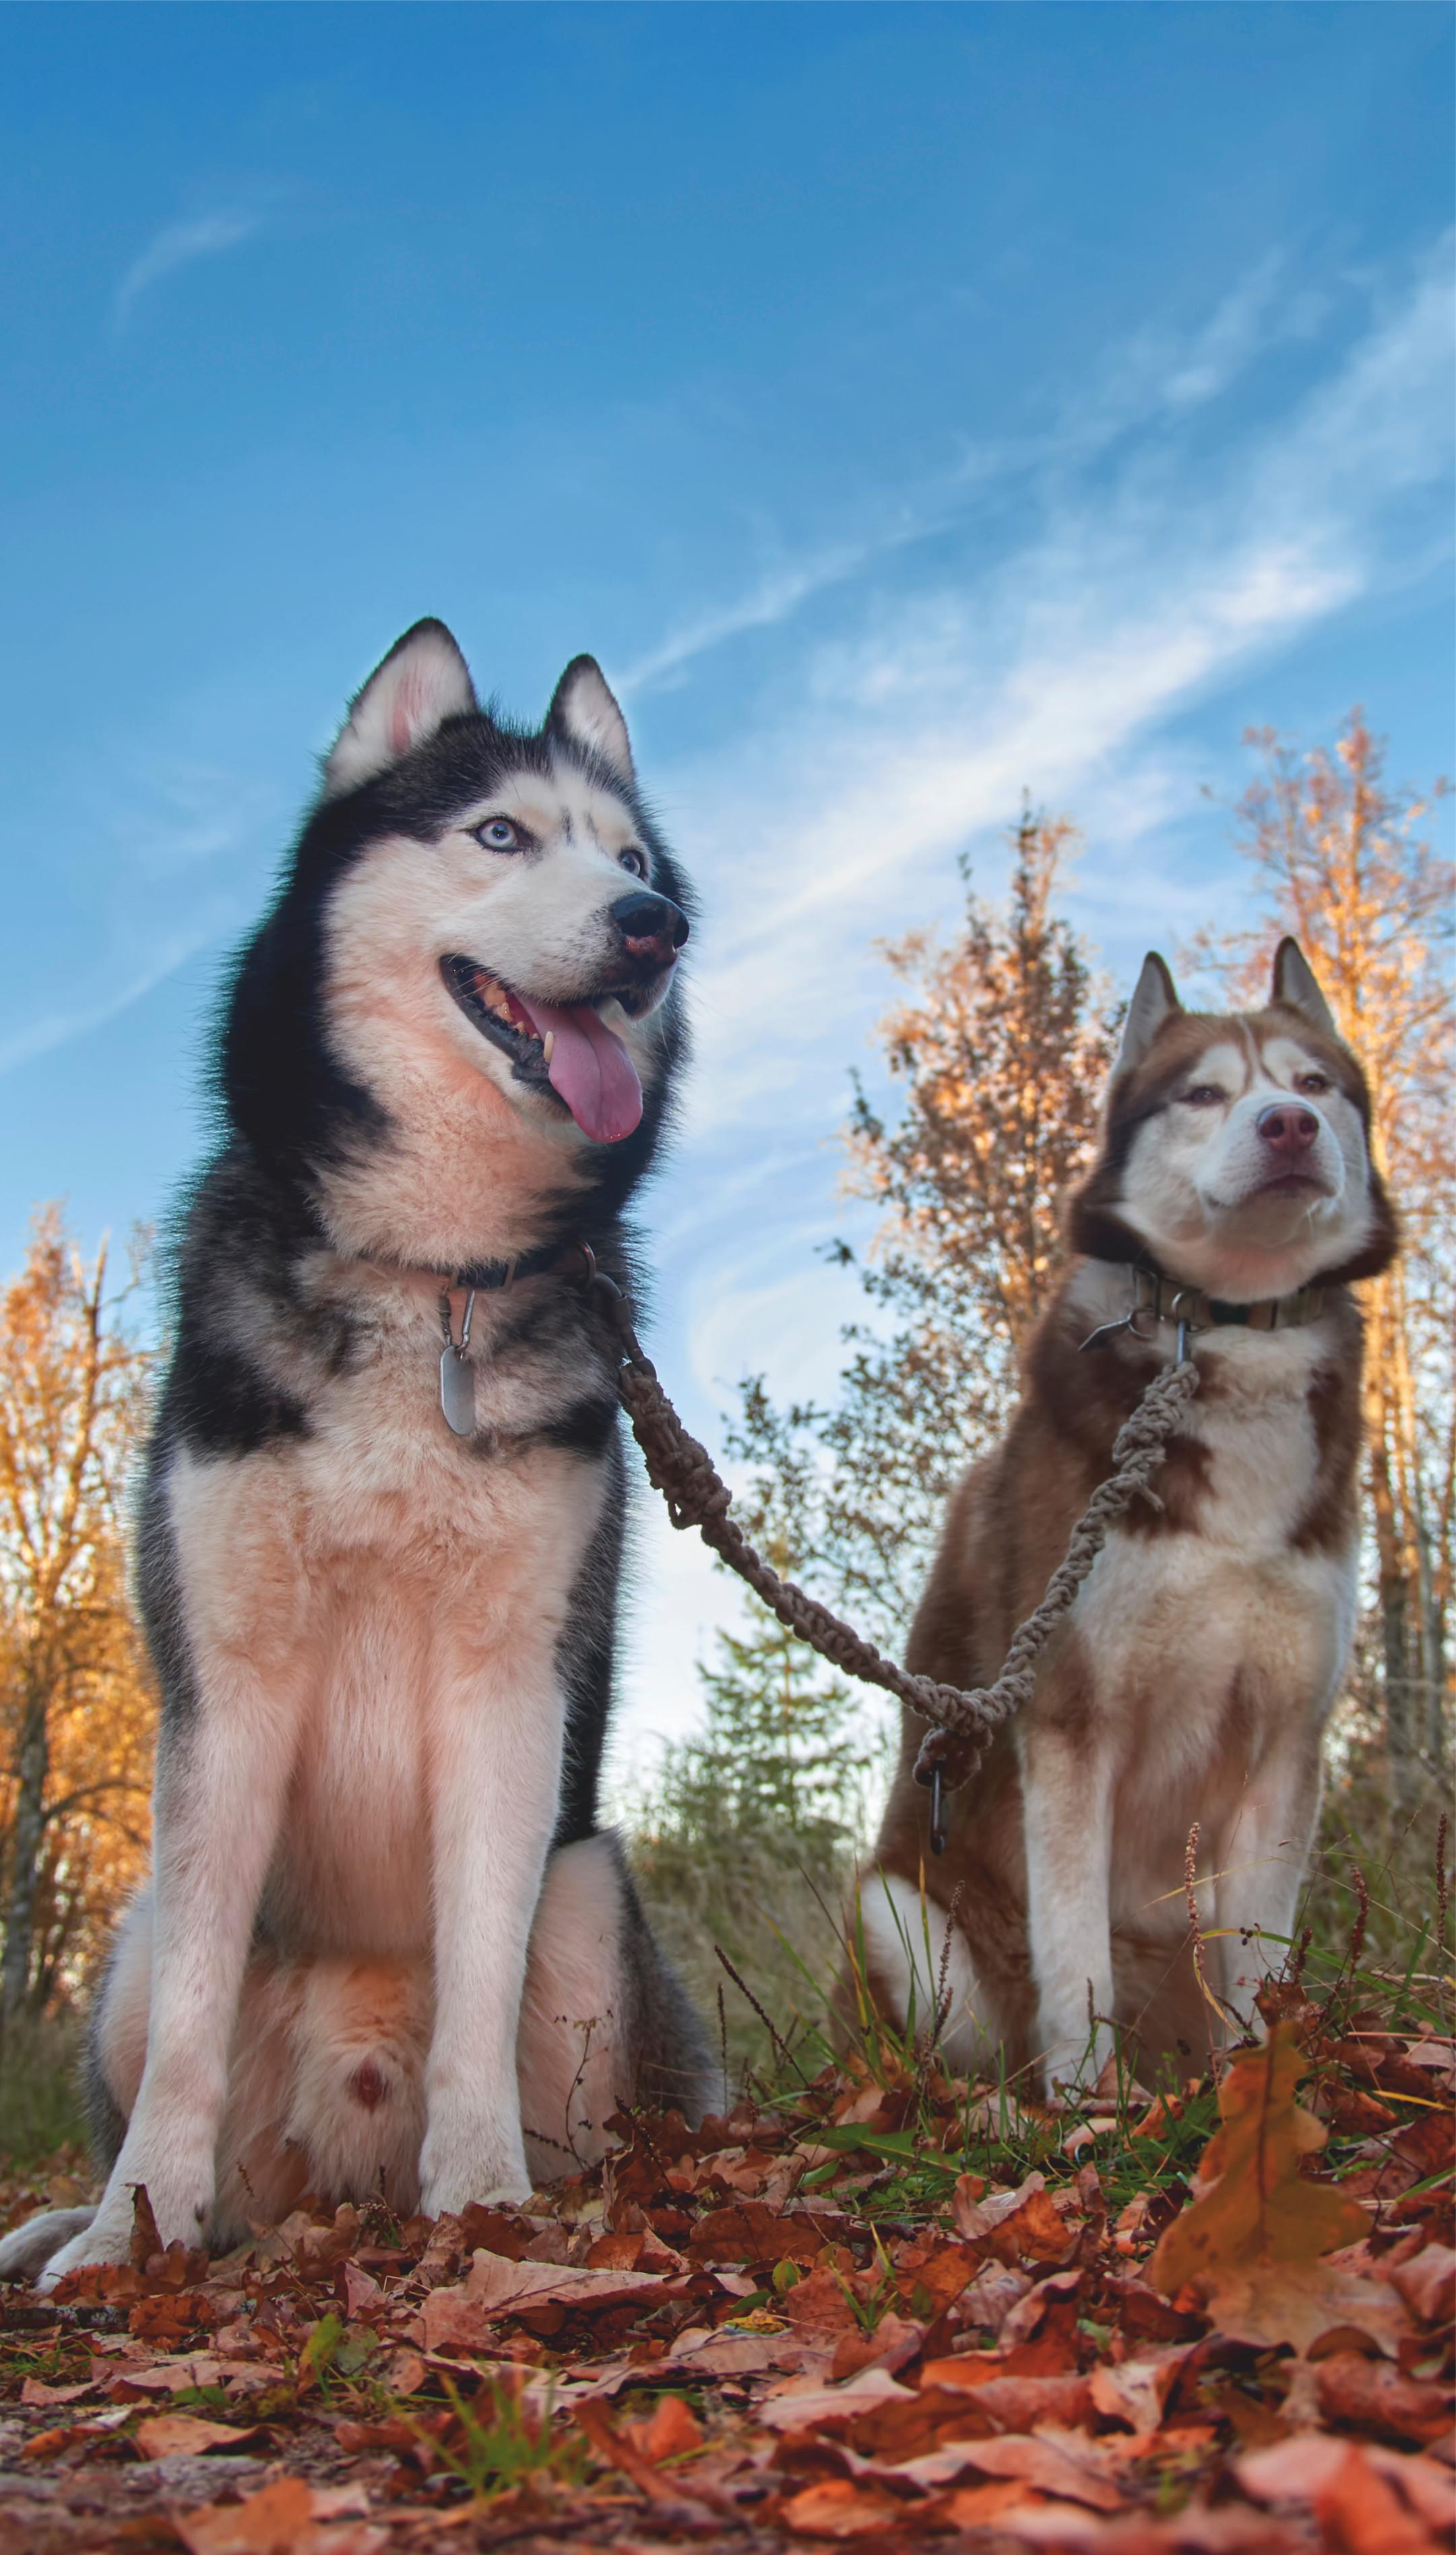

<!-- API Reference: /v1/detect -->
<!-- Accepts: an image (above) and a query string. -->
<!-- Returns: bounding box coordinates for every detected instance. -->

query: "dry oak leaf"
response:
[782,2266,861,2341]
[18,2376,94,2406]
[779,2476,910,2538]
[1312,2444,1446,2555]
[1148,2023,1405,2353]
[831,2310,925,2382]
[1087,2347,1191,2435]
[133,2411,264,2459]
[106,2354,227,2399]
[1235,2432,1455,2536]
[1312,2349,1454,2446]
[420,2245,664,2347]
[623,2392,703,2463]
[890,2432,1125,2513]
[953,2171,1076,2266]
[1390,2242,1455,2327]
[170,2477,317,2555]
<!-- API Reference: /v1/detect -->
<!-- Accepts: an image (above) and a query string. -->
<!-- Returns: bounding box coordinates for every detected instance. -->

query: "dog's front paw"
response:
[36,2207,137,2291]
[419,2116,532,2217]
[36,2159,213,2290]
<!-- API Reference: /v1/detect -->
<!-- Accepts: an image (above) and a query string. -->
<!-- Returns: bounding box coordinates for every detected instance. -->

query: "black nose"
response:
[610,891,689,968]
[1257,1102,1319,1157]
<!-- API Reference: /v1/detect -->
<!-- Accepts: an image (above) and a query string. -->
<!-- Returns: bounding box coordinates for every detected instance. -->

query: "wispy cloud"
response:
[612,245,1358,710]
[0,920,227,1079]
[113,208,263,329]
[0,757,278,1080]
[603,235,1456,1756]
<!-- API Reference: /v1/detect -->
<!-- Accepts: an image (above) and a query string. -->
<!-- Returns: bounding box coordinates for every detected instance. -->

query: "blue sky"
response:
[2,4,1452,1783]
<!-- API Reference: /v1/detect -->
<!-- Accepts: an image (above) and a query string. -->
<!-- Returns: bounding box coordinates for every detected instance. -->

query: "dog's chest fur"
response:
[1068,1326,1354,1905]
[161,1270,610,1960]
[896,1265,1364,1931]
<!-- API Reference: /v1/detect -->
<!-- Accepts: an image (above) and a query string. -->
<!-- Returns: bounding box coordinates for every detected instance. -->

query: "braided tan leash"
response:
[583,1264,1202,1851]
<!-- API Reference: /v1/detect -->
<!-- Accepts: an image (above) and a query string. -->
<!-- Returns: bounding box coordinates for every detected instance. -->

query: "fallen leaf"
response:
[953,2171,1075,2265]
[573,2397,736,2517]
[421,2246,664,2346]
[1390,2242,1455,2326]
[134,2411,264,2459]
[907,2432,1125,2513]
[1236,2431,1455,2535]
[782,2266,860,2340]
[830,2311,924,2381]
[172,2476,316,2555]
[624,2393,703,2462]
[1312,2442,1436,2555]
[780,2477,908,2537]
[1313,2349,1454,2445]
[107,2354,226,2399]
[20,2376,94,2405]
[1088,2348,1189,2433]
[1191,2259,1409,2356]
[923,2371,1097,2436]
[1148,2024,1399,2351]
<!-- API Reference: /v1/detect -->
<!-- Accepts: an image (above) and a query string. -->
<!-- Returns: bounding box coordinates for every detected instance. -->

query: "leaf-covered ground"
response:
[1,1998,1451,2555]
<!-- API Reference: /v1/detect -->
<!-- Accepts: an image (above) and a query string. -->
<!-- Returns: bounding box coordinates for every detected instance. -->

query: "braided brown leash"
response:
[583,1267,1201,1850]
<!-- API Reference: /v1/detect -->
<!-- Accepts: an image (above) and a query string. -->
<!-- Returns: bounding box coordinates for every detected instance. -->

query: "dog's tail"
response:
[0,2205,96,2282]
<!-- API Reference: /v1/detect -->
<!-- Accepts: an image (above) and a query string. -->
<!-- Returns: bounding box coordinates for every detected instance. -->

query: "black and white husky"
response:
[1,621,716,2286]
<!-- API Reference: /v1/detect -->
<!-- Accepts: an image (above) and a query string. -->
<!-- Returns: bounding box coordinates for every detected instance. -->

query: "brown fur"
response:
[850,955,1395,2095]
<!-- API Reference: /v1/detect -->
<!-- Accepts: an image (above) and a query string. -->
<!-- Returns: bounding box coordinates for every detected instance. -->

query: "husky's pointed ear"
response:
[1271,936,1338,1037]
[1114,952,1181,1077]
[325,620,476,797]
[548,656,634,785]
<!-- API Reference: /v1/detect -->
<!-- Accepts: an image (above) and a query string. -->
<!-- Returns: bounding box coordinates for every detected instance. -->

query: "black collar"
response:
[358,1238,594,1295]
[1129,1263,1327,1334]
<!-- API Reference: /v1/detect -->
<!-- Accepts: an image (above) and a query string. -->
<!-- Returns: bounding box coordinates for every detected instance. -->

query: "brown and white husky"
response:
[854,940,1395,2096]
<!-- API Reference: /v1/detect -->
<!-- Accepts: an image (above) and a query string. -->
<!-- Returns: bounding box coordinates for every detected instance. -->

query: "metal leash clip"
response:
[1167,1289,1202,1367]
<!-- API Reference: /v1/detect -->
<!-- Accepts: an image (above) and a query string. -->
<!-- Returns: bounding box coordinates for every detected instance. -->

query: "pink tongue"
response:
[515,995,643,1143]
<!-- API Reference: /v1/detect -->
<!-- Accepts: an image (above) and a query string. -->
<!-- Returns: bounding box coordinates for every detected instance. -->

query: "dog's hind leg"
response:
[517,1833,716,2182]
[0,2209,100,2281]
[850,1867,1004,2076]
[0,1892,154,2283]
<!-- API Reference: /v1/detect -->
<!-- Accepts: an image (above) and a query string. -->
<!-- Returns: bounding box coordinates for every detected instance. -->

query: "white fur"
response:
[21,1837,647,2277]
[857,1870,993,2074]
[1024,1272,1354,2087]
[36,1263,609,2285]
[1118,1026,1375,1302]
[518,1835,638,2178]
[319,772,667,1269]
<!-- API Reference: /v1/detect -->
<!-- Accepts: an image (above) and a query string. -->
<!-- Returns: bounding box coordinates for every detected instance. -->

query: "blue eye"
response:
[619,847,646,878]
[475,818,519,852]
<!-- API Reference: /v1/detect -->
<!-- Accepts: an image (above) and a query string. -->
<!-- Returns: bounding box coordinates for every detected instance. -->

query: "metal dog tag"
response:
[439,1346,476,1437]
[439,1285,478,1436]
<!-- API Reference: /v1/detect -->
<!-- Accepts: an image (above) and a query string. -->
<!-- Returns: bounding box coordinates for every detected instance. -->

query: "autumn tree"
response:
[0,1210,155,2031]
[732,806,1119,1641]
[1197,714,1455,1808]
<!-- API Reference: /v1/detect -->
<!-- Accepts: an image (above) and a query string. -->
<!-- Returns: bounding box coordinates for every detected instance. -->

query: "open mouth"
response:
[440,956,644,1144]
